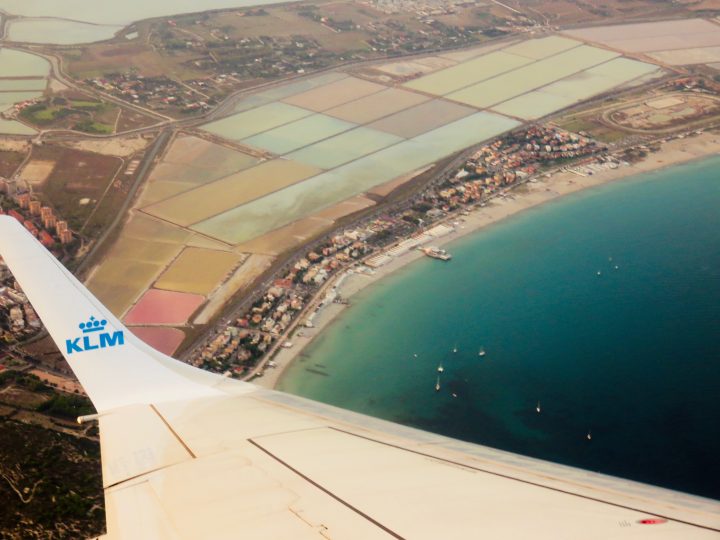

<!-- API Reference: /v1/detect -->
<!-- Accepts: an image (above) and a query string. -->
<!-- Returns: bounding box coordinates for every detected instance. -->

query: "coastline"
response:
[255,131,720,390]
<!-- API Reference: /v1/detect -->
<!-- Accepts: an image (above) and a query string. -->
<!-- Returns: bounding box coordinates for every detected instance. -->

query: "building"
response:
[29,200,41,216]
[43,214,56,229]
[15,193,30,209]
[60,229,73,245]
[39,230,54,248]
[23,220,38,237]
[56,220,68,236]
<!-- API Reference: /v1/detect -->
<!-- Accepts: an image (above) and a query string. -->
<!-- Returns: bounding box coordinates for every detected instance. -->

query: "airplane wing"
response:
[0,215,718,539]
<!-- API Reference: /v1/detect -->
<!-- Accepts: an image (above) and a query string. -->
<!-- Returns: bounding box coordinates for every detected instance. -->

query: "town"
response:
[0,180,77,344]
[188,124,607,376]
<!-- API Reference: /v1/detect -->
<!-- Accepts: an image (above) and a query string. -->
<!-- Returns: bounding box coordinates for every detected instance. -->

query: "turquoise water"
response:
[278,157,720,500]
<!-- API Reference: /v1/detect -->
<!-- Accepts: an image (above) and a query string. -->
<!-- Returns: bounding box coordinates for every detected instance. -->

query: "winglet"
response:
[0,216,243,412]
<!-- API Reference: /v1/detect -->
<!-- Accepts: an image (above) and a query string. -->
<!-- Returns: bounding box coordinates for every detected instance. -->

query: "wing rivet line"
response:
[150,404,197,459]
[248,438,406,540]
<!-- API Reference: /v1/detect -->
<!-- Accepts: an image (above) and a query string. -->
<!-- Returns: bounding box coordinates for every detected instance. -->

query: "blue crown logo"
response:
[79,316,107,334]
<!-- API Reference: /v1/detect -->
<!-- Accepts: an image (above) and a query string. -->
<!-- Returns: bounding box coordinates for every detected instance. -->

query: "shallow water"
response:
[0,48,50,77]
[0,0,299,43]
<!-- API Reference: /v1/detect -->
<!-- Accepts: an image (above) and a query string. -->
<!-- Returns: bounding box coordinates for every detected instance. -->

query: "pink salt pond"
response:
[124,288,205,326]
[129,327,186,356]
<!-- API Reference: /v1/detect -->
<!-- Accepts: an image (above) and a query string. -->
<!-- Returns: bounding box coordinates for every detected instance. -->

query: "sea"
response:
[278,156,720,500]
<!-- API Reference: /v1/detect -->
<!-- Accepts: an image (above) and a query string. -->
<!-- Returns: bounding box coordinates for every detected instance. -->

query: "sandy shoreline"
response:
[254,132,720,389]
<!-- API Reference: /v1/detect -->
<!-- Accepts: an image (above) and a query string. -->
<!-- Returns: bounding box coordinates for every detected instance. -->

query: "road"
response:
[16,47,172,124]
[74,128,172,277]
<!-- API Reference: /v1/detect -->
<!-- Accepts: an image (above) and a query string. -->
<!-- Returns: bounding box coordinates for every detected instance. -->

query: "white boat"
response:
[435,376,441,392]
[478,347,486,357]
[586,430,592,441]
[536,401,541,414]
[437,363,444,373]
[453,345,458,353]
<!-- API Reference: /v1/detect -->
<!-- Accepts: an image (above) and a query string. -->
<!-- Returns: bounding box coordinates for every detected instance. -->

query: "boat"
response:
[536,401,541,414]
[435,376,441,392]
[421,246,452,261]
[478,347,486,357]
[453,344,458,353]
[586,430,592,441]
[437,363,444,373]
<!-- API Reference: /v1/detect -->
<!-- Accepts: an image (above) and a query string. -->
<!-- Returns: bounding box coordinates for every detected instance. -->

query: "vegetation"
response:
[37,393,95,419]
[20,97,116,134]
[0,371,51,394]
[0,371,103,536]
[73,119,113,134]
[33,144,122,231]
[0,418,104,538]
[0,149,25,178]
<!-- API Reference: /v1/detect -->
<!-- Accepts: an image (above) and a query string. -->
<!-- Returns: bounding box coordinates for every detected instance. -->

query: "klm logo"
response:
[66,316,124,355]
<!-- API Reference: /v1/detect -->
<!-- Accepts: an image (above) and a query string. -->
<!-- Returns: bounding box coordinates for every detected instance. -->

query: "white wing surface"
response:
[0,215,718,539]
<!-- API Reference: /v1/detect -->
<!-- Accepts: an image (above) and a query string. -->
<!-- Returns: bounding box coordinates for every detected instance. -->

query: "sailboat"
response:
[435,376,441,392]
[478,347,486,357]
[437,362,444,373]
[536,401,541,414]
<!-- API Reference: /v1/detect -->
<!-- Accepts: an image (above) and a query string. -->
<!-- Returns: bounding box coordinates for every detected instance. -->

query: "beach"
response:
[255,131,720,389]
